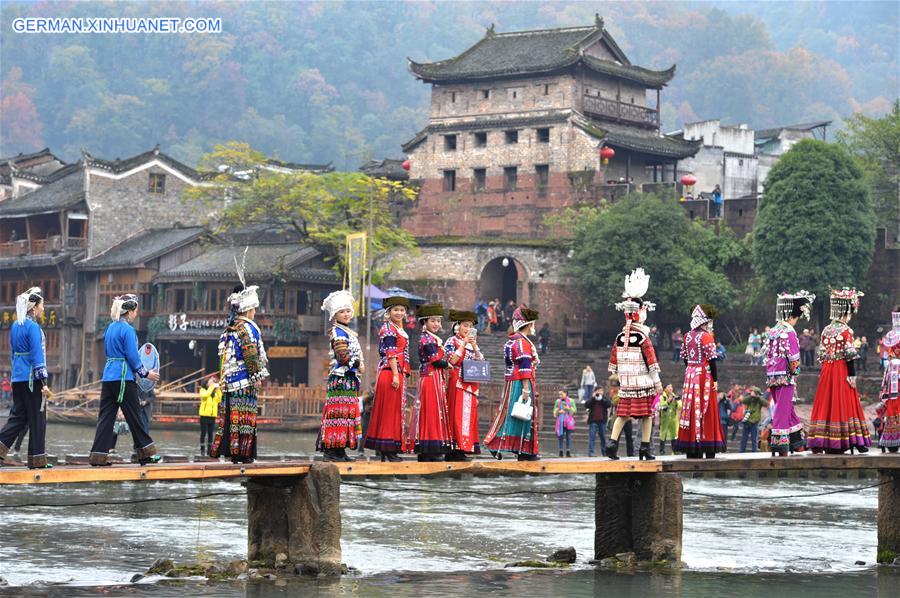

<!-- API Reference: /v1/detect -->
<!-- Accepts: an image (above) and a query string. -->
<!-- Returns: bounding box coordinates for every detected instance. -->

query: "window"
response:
[480,89,490,99]
[473,168,486,192]
[444,135,457,151]
[543,84,550,95]
[473,132,487,148]
[505,130,518,144]
[174,288,187,312]
[739,158,744,166]
[504,166,518,191]
[450,91,456,103]
[149,173,166,194]
[535,164,549,189]
[443,170,456,192]
[536,128,550,143]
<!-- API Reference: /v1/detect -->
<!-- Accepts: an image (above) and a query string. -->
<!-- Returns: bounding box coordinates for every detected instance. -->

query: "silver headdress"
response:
[776,290,816,321]
[228,247,259,313]
[614,268,656,314]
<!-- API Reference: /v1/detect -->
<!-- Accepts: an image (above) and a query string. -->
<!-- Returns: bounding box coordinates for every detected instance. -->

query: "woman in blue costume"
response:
[0,287,52,469]
[88,294,160,466]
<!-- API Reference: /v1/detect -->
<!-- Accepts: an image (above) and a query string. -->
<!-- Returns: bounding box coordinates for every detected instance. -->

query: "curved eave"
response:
[582,56,675,88]
[407,55,579,84]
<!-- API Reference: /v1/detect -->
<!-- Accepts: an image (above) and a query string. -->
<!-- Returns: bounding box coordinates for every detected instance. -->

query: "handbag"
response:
[510,395,534,421]
[461,359,491,382]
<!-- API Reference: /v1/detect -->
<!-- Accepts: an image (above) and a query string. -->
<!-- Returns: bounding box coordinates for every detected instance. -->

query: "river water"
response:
[0,424,898,596]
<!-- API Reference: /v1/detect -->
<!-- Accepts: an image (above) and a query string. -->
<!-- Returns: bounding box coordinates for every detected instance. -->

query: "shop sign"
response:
[168,313,227,332]
[267,346,308,359]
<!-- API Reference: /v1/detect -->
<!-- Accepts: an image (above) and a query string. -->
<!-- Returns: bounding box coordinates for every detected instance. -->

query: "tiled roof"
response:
[0,253,70,270]
[0,164,85,217]
[360,159,410,180]
[408,19,674,88]
[755,120,832,142]
[76,227,206,271]
[264,159,334,174]
[0,148,67,179]
[82,146,215,181]
[154,243,330,283]
[573,115,701,159]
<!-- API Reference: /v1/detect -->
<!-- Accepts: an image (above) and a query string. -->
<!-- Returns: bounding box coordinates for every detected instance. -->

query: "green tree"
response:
[563,194,746,323]
[836,101,900,237]
[751,139,876,322]
[186,142,418,276]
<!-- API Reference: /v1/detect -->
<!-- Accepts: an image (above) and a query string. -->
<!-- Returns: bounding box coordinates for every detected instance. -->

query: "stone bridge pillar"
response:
[878,470,900,564]
[595,473,683,563]
[247,462,342,575]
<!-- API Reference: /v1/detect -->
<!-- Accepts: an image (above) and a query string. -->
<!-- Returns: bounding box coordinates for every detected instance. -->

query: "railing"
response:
[583,95,659,127]
[641,181,682,200]
[66,237,87,250]
[0,236,86,257]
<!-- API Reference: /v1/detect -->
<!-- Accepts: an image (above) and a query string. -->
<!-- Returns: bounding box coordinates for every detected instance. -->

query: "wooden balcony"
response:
[582,94,659,127]
[0,236,87,258]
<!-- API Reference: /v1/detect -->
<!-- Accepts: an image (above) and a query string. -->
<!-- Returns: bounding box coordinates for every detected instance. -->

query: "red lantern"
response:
[401,159,411,171]
[599,146,615,166]
[680,173,697,188]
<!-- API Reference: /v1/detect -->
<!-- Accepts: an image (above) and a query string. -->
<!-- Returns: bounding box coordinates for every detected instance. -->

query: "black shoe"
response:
[606,439,620,461]
[323,449,343,462]
[856,446,868,454]
[639,442,655,461]
[559,451,564,457]
[566,450,572,458]
[704,450,716,459]
[139,455,162,466]
[516,453,540,461]
[339,449,355,462]
[385,452,403,463]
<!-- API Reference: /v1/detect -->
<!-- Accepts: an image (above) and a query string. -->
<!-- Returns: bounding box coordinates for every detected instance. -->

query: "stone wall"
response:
[385,243,589,332]
[86,165,207,257]
[430,73,577,119]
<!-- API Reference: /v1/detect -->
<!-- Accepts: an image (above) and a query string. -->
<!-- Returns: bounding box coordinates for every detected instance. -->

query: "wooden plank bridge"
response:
[1,453,899,574]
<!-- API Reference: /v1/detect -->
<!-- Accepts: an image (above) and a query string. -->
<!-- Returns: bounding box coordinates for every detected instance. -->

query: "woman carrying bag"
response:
[553,389,576,457]
[483,306,541,461]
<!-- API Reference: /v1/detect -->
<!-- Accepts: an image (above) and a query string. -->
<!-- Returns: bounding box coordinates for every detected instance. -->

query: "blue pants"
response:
[740,422,759,452]
[588,422,607,456]
[558,429,571,452]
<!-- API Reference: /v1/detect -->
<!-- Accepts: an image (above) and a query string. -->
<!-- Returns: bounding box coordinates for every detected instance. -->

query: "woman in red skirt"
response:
[675,304,726,458]
[808,288,871,454]
[364,296,411,462]
[409,304,452,461]
[444,309,483,461]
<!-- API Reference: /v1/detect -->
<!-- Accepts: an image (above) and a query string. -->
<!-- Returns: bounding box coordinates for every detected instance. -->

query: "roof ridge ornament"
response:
[595,13,604,31]
[486,23,495,37]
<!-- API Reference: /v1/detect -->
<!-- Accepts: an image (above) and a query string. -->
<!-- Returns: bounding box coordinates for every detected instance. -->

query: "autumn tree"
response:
[186,142,418,276]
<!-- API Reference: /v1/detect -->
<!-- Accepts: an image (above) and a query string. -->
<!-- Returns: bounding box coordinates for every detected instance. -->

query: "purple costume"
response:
[764,322,805,453]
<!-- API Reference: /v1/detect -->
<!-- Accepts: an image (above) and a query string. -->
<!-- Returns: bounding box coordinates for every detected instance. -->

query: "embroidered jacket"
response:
[219,316,269,392]
[328,323,362,377]
[377,322,410,375]
[681,329,717,366]
[764,321,801,387]
[504,332,538,381]
[608,323,661,398]
[102,319,149,382]
[817,322,857,363]
[418,331,445,377]
[10,316,48,384]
